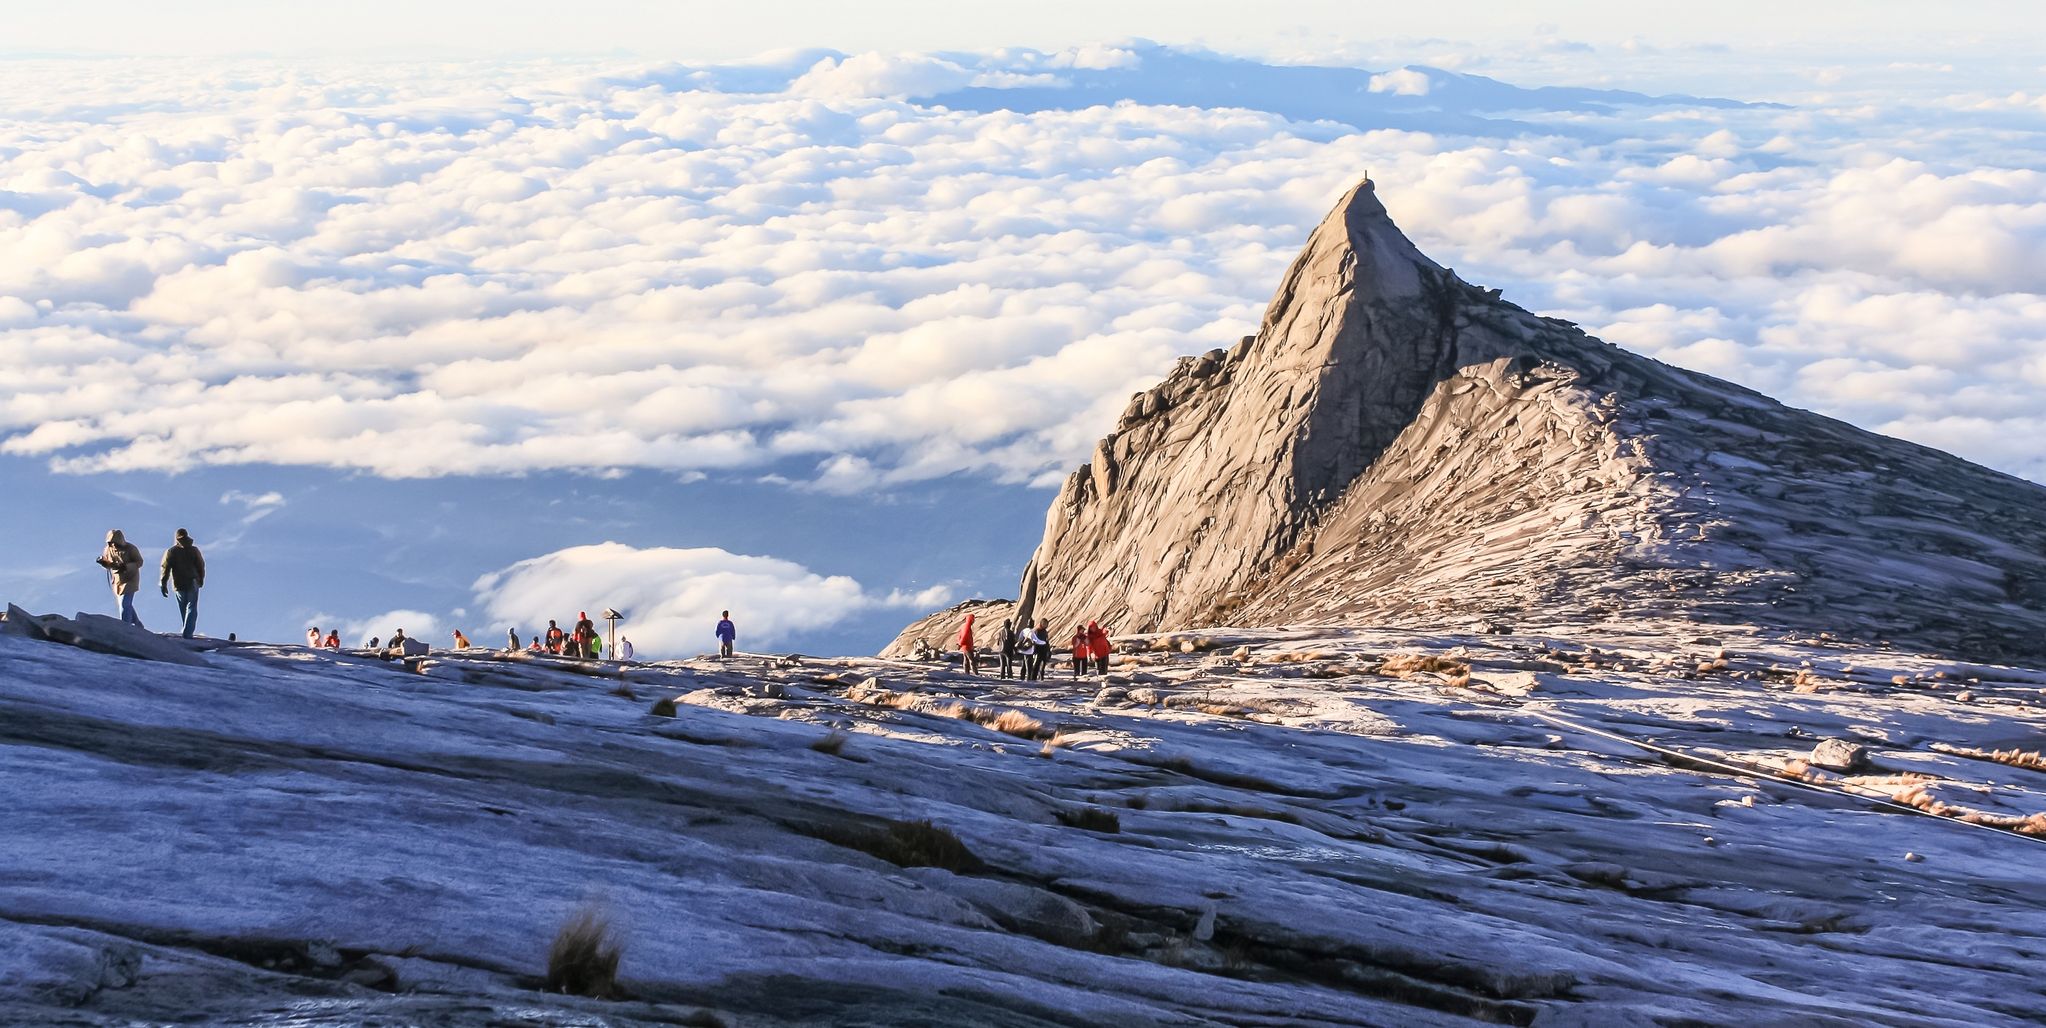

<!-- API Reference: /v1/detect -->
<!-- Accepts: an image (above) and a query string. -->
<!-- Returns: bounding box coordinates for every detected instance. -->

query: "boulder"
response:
[1810,739,1869,772]
[878,598,1015,659]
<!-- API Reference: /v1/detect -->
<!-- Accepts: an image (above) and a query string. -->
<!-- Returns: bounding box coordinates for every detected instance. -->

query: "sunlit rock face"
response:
[1001,177,2046,664]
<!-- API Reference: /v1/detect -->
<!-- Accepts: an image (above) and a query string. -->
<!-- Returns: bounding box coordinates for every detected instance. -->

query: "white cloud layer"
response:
[470,542,950,656]
[0,45,2041,485]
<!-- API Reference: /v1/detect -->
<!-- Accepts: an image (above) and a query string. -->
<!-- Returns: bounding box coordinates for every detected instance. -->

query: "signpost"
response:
[601,608,623,663]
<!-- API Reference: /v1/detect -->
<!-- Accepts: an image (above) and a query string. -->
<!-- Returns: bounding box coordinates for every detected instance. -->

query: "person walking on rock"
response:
[1087,620,1111,676]
[97,530,145,627]
[507,628,521,650]
[157,528,205,639]
[1070,624,1090,679]
[716,610,736,658]
[545,620,564,654]
[958,613,979,676]
[998,618,1017,680]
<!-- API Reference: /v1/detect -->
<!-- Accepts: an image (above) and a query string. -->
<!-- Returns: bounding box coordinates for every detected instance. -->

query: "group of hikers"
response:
[92,527,745,662]
[95,528,205,639]
[953,613,1112,680]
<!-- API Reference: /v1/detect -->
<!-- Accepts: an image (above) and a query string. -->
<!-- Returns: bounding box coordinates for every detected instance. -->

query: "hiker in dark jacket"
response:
[97,529,145,627]
[998,619,1017,679]
[157,528,206,638]
[716,611,736,658]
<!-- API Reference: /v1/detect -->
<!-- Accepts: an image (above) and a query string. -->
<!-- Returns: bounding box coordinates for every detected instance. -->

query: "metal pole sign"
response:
[601,608,623,662]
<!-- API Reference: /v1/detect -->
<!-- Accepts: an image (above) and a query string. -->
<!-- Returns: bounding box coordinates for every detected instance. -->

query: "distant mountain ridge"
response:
[893,177,2046,663]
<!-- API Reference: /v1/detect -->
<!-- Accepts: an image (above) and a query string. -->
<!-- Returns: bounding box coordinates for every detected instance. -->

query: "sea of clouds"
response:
[2,43,2042,649]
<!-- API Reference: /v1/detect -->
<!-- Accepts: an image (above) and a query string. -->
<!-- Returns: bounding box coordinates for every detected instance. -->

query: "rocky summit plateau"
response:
[921,177,2046,665]
[8,178,2046,1027]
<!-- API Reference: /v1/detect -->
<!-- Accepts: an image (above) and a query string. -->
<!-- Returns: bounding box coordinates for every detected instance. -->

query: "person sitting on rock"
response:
[323,630,340,650]
[367,636,380,650]
[452,629,471,649]
[96,529,146,628]
[1087,621,1111,676]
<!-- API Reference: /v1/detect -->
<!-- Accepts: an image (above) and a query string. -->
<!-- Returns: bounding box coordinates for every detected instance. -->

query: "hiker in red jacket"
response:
[1087,621,1110,675]
[1070,624,1090,678]
[958,613,979,675]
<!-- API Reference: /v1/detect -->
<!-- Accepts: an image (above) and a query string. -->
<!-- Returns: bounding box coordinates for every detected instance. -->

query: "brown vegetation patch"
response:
[1378,653,1471,680]
[648,696,679,718]
[1054,807,1123,833]
[1929,742,2046,772]
[1893,784,2046,836]
[809,729,850,756]
[546,907,622,998]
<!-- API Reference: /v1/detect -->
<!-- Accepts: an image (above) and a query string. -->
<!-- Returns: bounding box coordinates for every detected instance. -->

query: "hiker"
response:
[998,618,1017,679]
[507,628,521,650]
[367,636,380,650]
[323,630,340,650]
[96,530,145,627]
[306,626,321,648]
[157,528,205,639]
[958,613,979,675]
[1088,620,1111,675]
[453,629,471,649]
[716,610,736,658]
[545,620,564,653]
[1070,624,1090,678]
[527,637,542,653]
[620,637,634,662]
[1031,618,1047,683]
[589,633,604,660]
[386,628,408,654]
[1014,623,1037,681]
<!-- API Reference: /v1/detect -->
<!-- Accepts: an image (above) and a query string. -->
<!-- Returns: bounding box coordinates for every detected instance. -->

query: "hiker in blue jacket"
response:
[715,610,736,658]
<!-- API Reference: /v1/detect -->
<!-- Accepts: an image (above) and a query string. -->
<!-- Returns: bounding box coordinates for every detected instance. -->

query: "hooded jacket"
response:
[100,531,144,597]
[160,536,205,592]
[1087,622,1109,660]
[958,613,975,650]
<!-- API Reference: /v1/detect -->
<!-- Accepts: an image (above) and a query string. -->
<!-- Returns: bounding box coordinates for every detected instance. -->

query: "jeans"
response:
[174,588,199,638]
[719,639,734,658]
[118,591,142,627]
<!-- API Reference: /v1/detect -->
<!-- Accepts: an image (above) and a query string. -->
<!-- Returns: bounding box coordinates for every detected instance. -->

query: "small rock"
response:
[1904,852,1923,863]
[1810,739,1868,772]
[1192,903,1217,942]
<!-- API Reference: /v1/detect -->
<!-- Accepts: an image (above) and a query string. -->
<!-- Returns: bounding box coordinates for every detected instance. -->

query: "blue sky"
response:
[2,9,2042,653]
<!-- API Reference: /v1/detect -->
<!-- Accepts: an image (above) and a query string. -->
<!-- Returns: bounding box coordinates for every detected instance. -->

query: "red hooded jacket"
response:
[958,613,975,650]
[1087,622,1108,659]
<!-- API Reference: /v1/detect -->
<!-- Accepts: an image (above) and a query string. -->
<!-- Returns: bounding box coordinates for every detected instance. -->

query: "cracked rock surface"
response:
[4,624,2044,1025]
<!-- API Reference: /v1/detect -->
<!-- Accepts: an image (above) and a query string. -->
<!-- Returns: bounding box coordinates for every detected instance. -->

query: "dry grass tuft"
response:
[810,729,850,756]
[1929,743,2046,772]
[987,709,1046,738]
[648,696,679,718]
[610,682,638,701]
[545,907,622,998]
[1054,807,1122,833]
[1377,653,1470,680]
[874,819,976,870]
[1892,784,2046,836]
